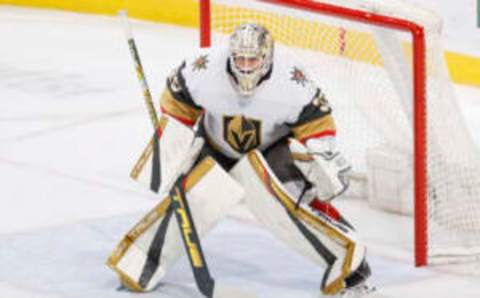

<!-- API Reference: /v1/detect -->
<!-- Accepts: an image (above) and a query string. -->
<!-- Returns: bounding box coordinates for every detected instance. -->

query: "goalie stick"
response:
[117,11,257,298]
[119,10,161,192]
[118,10,158,128]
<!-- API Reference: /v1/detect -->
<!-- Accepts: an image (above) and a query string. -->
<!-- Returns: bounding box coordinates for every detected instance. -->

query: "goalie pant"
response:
[106,135,370,297]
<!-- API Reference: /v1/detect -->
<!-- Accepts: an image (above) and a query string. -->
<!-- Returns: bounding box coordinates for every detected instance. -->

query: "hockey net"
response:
[199,0,480,266]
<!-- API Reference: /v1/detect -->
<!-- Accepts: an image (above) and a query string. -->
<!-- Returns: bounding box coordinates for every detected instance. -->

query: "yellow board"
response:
[445,51,480,87]
[1,0,479,86]
[0,0,199,26]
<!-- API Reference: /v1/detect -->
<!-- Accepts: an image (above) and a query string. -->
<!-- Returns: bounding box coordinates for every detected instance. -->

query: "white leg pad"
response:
[130,115,196,193]
[107,157,245,291]
[230,151,366,295]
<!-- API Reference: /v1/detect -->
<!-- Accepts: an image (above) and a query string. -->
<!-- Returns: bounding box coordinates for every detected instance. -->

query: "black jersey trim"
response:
[287,88,332,128]
[167,61,202,110]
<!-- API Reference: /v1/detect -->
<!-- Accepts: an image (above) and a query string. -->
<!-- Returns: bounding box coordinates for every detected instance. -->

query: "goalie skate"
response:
[334,283,386,298]
[336,283,375,298]
[332,283,391,298]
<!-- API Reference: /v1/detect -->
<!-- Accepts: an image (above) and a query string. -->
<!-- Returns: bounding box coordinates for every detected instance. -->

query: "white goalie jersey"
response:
[160,45,336,159]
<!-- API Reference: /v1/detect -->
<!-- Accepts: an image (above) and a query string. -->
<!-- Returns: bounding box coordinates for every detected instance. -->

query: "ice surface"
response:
[1,6,479,298]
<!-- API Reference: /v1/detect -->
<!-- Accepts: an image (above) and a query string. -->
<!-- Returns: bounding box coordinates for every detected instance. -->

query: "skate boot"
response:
[337,281,376,298]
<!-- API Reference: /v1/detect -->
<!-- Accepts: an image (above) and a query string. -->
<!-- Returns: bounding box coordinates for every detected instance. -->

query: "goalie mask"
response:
[228,24,274,97]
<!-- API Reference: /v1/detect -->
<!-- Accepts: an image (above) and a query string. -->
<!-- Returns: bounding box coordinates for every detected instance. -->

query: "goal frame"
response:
[199,0,428,267]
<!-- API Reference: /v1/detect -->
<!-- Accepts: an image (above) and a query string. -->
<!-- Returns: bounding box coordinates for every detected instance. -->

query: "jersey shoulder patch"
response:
[290,66,309,87]
[269,53,330,123]
[180,47,227,91]
[191,54,210,72]
[275,61,319,107]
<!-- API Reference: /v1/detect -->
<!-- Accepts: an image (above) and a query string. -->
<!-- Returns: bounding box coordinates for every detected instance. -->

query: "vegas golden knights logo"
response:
[223,115,262,154]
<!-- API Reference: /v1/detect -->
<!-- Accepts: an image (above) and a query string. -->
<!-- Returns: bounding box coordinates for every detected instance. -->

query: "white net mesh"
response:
[206,0,480,264]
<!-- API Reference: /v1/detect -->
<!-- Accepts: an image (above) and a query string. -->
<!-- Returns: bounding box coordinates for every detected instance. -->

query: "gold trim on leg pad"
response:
[106,156,218,291]
[106,197,172,278]
[117,268,145,292]
[184,157,216,190]
[247,151,356,296]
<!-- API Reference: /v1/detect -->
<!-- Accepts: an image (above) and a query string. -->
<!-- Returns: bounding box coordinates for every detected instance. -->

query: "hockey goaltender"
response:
[106,23,373,298]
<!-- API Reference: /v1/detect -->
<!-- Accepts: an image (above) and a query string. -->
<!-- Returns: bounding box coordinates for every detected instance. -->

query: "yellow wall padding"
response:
[445,51,480,87]
[0,0,200,26]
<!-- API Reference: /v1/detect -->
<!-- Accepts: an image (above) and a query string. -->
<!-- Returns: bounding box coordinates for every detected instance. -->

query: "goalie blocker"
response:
[107,116,370,296]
